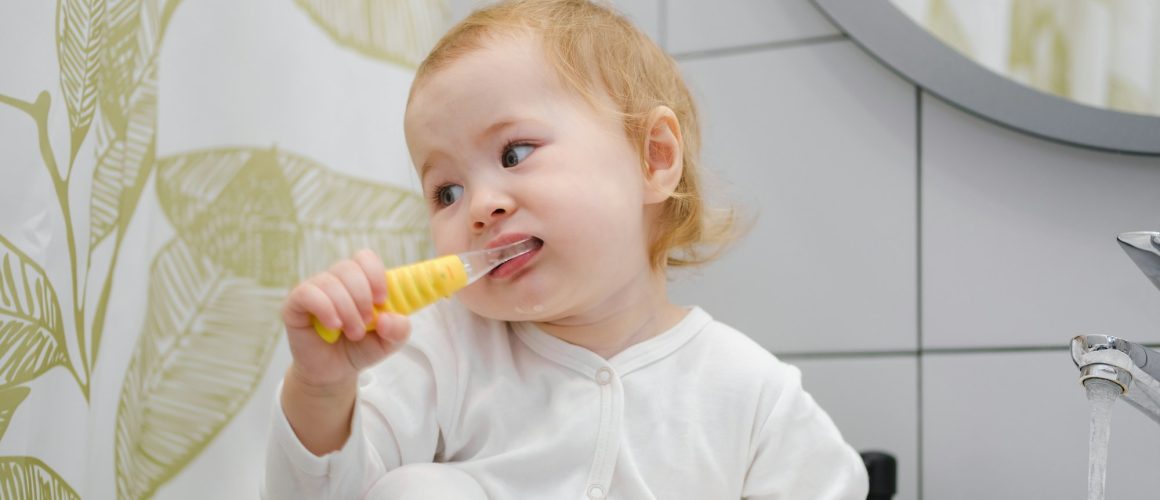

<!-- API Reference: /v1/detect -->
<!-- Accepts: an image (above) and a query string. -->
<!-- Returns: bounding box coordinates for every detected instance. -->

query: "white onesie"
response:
[264,300,868,499]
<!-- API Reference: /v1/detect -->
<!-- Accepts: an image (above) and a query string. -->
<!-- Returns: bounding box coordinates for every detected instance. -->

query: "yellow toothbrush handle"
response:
[313,254,468,343]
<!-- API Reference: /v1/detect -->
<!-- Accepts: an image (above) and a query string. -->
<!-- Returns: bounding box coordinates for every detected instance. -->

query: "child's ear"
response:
[641,106,683,205]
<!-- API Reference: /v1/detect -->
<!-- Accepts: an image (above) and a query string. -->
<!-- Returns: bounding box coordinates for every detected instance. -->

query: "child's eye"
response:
[432,184,463,207]
[501,143,534,168]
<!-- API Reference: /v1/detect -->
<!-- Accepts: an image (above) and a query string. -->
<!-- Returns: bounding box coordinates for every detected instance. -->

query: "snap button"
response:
[588,485,606,499]
[595,367,612,385]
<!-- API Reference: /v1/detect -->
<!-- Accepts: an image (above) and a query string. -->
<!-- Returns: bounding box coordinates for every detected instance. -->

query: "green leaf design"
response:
[276,149,431,273]
[127,148,428,496]
[1108,74,1150,115]
[57,0,107,166]
[156,147,430,286]
[115,239,284,500]
[1008,1,1069,97]
[0,387,31,442]
[0,235,68,390]
[156,148,303,287]
[924,0,973,60]
[89,63,157,248]
[294,0,451,68]
[97,0,159,137]
[0,457,80,500]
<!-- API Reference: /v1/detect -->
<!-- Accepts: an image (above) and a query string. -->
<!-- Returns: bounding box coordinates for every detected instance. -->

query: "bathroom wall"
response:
[111,1,1160,498]
[620,1,1160,499]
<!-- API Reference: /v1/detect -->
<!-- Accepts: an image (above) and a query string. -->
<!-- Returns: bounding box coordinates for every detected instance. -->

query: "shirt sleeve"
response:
[263,307,452,500]
[741,365,869,500]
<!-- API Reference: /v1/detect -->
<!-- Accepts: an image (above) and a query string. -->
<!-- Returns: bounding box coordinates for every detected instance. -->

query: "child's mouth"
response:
[489,237,543,278]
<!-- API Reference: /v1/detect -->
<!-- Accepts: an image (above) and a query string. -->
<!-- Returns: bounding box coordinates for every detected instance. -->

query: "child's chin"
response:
[463,297,551,323]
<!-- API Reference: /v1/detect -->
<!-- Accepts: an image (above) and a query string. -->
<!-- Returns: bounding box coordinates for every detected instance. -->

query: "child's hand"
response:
[281,249,411,388]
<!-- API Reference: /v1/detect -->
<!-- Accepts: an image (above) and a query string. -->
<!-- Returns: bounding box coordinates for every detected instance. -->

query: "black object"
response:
[860,451,897,500]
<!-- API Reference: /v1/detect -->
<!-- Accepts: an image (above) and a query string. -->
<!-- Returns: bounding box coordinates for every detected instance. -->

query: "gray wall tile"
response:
[922,95,1160,349]
[611,0,660,44]
[666,0,840,55]
[793,356,919,500]
[449,1,660,42]
[924,351,1160,499]
[672,41,917,354]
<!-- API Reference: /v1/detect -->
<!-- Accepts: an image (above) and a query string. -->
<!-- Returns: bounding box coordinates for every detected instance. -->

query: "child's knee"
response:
[365,463,487,500]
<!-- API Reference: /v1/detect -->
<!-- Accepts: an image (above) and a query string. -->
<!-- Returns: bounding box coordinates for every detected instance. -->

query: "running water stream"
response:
[1086,379,1120,500]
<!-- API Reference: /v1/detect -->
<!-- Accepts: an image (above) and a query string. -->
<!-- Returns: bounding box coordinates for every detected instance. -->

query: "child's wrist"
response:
[281,364,358,456]
[285,363,358,399]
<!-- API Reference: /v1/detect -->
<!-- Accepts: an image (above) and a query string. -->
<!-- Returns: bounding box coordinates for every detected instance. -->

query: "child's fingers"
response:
[353,249,388,306]
[346,313,411,371]
[373,313,411,347]
[284,282,341,330]
[313,272,366,341]
[329,259,376,325]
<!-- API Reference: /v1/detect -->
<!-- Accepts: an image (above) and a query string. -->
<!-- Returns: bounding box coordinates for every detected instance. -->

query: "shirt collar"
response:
[511,307,712,376]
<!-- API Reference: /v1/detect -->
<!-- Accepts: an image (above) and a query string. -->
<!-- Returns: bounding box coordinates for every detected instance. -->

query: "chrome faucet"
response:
[1117,231,1160,293]
[1071,231,1160,420]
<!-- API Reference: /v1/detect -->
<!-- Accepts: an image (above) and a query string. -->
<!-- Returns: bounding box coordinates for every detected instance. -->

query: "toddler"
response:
[264,0,869,498]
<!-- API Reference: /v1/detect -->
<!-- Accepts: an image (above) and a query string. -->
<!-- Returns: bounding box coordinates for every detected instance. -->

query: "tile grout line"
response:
[670,34,848,62]
[777,344,1095,360]
[915,86,924,500]
[774,343,1071,359]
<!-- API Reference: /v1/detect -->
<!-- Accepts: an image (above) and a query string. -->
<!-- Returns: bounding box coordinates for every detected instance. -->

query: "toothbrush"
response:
[312,237,541,343]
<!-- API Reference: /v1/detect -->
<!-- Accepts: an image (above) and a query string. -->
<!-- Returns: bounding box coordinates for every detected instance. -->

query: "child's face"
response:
[404,34,656,323]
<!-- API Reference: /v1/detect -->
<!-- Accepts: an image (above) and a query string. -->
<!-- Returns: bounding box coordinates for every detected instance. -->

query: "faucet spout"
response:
[1117,231,1160,293]
[1072,334,1160,425]
[1069,232,1160,425]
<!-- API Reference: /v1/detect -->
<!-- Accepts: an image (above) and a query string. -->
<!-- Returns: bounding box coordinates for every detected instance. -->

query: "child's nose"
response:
[469,190,514,231]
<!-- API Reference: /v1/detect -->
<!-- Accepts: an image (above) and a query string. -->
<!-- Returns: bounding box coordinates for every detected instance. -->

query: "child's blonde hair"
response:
[411,0,740,271]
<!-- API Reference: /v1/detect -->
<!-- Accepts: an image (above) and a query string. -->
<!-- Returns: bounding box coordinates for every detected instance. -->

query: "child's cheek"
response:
[428,211,469,254]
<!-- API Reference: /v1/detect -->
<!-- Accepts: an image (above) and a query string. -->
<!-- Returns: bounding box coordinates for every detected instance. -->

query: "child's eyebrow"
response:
[476,118,521,144]
[418,150,449,183]
[419,116,543,182]
[419,161,433,183]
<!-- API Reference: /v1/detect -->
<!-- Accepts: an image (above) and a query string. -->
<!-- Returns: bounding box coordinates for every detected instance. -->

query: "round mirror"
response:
[812,0,1160,155]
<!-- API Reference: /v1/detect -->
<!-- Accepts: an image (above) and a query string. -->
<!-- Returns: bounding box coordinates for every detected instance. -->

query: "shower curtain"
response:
[0,0,457,497]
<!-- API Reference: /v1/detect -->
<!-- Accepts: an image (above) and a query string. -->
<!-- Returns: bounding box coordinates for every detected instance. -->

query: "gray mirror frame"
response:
[811,0,1160,156]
